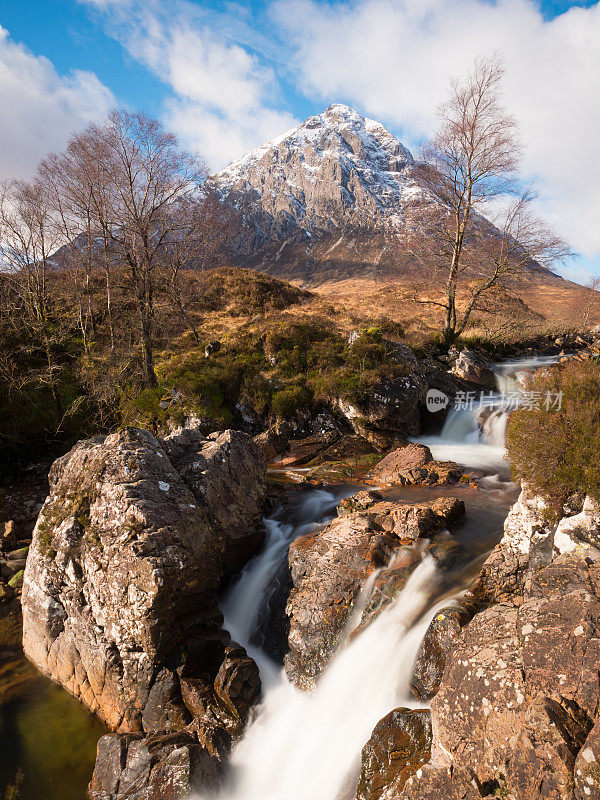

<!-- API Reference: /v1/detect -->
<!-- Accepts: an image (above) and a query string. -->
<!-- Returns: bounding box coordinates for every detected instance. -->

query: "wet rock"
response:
[286,496,464,687]
[356,708,432,800]
[285,510,390,689]
[89,731,221,800]
[178,640,261,757]
[451,348,497,388]
[1,521,17,551]
[365,443,463,487]
[7,570,23,589]
[356,548,423,633]
[366,498,465,540]
[337,490,384,516]
[22,427,265,738]
[403,555,600,800]
[411,605,471,701]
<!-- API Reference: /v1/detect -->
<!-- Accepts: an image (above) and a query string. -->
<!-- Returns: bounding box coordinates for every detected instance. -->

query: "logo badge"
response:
[426,389,449,412]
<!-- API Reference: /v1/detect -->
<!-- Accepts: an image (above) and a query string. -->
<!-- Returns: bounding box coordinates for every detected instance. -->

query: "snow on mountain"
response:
[208,104,433,249]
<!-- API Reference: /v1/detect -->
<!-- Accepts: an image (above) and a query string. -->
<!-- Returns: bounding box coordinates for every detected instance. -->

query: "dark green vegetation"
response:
[506,360,600,513]
[0,264,412,471]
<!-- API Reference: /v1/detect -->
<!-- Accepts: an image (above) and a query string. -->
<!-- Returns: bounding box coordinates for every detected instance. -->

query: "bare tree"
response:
[412,55,569,345]
[581,276,600,329]
[49,110,205,386]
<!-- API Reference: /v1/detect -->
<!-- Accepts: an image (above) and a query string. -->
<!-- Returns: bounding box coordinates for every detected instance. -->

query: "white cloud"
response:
[88,1,298,169]
[0,26,114,179]
[271,0,600,262]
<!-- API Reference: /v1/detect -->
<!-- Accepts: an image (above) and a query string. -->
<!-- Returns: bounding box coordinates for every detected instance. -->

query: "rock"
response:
[337,490,384,516]
[450,348,497,388]
[89,731,221,800]
[356,708,432,800]
[0,581,14,602]
[469,488,600,606]
[285,496,464,688]
[401,491,600,800]
[365,443,463,487]
[204,341,221,358]
[22,427,265,739]
[253,425,290,461]
[163,428,267,576]
[285,510,391,689]
[411,605,471,701]
[276,431,340,467]
[468,486,553,604]
[6,546,29,562]
[7,570,23,590]
[335,374,427,446]
[178,640,261,757]
[2,521,17,551]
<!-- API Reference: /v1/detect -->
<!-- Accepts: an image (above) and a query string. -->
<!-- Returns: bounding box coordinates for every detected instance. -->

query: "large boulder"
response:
[355,708,432,800]
[21,427,266,739]
[335,374,427,447]
[450,348,497,388]
[89,731,221,800]
[365,443,463,487]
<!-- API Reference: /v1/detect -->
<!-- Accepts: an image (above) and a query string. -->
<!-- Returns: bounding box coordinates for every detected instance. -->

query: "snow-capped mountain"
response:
[209,104,430,243]
[208,104,445,280]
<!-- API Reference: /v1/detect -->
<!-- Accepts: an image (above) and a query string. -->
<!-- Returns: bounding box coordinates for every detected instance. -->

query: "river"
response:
[0,355,549,800]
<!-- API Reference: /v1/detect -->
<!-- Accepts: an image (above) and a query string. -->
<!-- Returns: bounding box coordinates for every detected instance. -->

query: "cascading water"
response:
[200,554,442,800]
[220,489,341,685]
[197,354,559,800]
[417,354,559,473]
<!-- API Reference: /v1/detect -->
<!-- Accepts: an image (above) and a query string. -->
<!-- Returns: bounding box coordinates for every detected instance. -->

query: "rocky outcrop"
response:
[21,427,266,744]
[410,604,471,701]
[365,443,464,486]
[450,348,497,389]
[335,376,427,446]
[89,731,221,800]
[285,492,465,689]
[356,708,432,800]
[400,489,600,800]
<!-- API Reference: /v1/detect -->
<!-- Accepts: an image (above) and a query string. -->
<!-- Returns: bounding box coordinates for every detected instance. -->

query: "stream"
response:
[0,356,551,800]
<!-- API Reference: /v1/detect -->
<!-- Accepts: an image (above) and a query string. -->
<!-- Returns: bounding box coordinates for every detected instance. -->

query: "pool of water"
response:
[0,666,105,800]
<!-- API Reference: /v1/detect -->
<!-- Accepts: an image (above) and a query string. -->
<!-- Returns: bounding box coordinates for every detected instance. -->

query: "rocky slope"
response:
[380,487,600,800]
[21,426,267,797]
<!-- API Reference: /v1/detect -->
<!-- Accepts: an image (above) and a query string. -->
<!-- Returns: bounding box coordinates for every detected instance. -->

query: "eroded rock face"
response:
[285,494,465,689]
[400,490,600,800]
[355,708,432,800]
[89,731,221,800]
[21,427,266,737]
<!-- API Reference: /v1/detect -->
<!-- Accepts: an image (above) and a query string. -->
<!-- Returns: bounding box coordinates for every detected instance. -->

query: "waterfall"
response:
[416,354,559,473]
[199,556,441,800]
[221,489,340,685]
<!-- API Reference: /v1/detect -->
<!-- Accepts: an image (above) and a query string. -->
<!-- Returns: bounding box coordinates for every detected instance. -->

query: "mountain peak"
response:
[209,105,421,248]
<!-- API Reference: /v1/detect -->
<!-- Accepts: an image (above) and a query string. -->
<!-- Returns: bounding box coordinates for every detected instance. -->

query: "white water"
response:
[221,489,341,686]
[200,556,440,800]
[417,354,559,473]
[196,354,557,800]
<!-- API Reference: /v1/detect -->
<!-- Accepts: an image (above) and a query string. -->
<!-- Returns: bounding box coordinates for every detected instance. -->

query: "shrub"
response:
[271,384,313,420]
[506,360,600,514]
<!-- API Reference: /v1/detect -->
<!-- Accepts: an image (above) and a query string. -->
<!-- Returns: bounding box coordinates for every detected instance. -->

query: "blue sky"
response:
[0,0,598,281]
